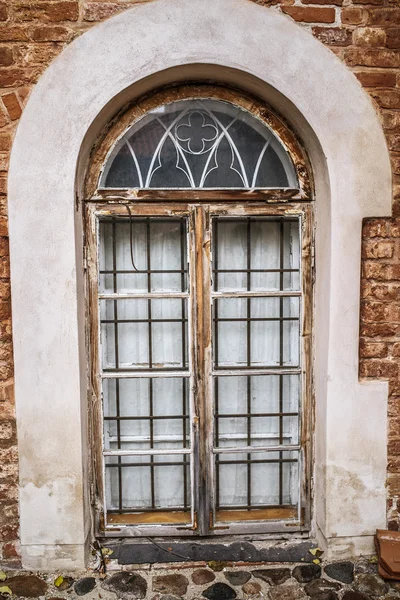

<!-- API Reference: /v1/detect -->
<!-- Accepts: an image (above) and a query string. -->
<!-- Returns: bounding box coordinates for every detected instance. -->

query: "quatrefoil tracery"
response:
[175,110,219,155]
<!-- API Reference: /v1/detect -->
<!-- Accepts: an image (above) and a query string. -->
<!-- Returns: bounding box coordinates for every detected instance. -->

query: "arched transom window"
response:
[100,99,298,189]
[85,87,313,539]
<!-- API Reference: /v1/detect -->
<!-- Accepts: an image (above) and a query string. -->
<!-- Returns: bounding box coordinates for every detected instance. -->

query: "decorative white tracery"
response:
[101,99,298,189]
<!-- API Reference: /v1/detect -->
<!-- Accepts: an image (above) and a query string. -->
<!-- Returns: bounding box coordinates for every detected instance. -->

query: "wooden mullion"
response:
[191,205,213,535]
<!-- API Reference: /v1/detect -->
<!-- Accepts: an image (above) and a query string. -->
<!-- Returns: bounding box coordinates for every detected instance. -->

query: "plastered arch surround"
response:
[8,0,392,570]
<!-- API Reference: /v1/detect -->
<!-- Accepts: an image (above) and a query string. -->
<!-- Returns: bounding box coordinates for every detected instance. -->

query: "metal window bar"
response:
[211,216,301,514]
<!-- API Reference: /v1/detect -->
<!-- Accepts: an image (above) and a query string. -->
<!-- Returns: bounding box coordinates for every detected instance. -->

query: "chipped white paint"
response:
[8,0,391,569]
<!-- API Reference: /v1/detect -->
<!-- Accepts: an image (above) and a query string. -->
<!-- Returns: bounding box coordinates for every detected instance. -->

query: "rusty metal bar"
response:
[214,445,300,454]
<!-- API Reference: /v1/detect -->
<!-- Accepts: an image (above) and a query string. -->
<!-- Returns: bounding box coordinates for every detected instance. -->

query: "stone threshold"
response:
[105,538,317,565]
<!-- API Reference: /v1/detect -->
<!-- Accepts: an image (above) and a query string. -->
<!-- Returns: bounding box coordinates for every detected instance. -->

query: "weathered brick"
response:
[0,481,18,503]
[345,48,400,68]
[31,25,74,42]
[14,2,79,23]
[390,378,400,398]
[360,340,388,358]
[1,93,22,121]
[388,135,400,152]
[389,417,400,437]
[0,461,17,482]
[313,27,352,46]
[387,28,400,49]
[2,541,19,559]
[360,359,399,379]
[0,173,7,195]
[0,300,10,320]
[0,67,39,88]
[0,381,13,404]
[363,261,400,280]
[17,86,30,106]
[0,520,19,543]
[0,104,9,129]
[301,0,343,5]
[392,154,400,176]
[388,397,400,417]
[0,445,18,469]
[0,420,13,442]
[341,7,365,25]
[370,89,400,109]
[0,26,30,43]
[0,3,7,22]
[389,221,400,238]
[363,240,395,259]
[0,281,10,301]
[362,283,400,301]
[0,363,14,382]
[281,6,335,23]
[361,300,390,322]
[0,133,11,152]
[383,112,400,131]
[367,9,400,27]
[249,0,295,5]
[0,46,13,67]
[0,258,10,280]
[363,219,389,238]
[353,27,386,47]
[355,70,397,88]
[387,473,400,496]
[0,236,9,257]
[361,322,399,339]
[83,3,126,22]
[353,0,384,4]
[14,43,63,66]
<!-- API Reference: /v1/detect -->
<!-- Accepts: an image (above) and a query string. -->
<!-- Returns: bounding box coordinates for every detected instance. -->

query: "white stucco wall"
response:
[8,0,391,569]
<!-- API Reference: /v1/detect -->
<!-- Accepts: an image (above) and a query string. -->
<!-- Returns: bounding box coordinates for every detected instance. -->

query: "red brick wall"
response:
[0,0,398,563]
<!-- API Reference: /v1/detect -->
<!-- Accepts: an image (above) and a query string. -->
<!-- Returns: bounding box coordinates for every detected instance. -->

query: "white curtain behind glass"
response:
[214,219,300,508]
[100,220,189,510]
[100,217,300,511]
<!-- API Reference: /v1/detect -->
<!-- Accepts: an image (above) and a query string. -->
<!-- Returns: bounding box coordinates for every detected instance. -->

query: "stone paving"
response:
[1,556,400,599]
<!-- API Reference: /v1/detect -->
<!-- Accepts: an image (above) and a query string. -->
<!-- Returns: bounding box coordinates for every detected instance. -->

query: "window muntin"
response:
[100,99,298,190]
[93,205,309,534]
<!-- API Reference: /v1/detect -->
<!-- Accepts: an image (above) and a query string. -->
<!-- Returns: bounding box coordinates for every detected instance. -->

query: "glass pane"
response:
[213,218,300,292]
[99,218,188,294]
[213,297,300,368]
[214,375,300,449]
[216,450,299,509]
[101,99,298,189]
[105,452,191,511]
[103,378,190,451]
[100,298,188,370]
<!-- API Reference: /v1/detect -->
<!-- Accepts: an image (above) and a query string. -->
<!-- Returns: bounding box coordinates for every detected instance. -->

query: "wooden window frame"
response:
[84,85,313,202]
[85,199,314,538]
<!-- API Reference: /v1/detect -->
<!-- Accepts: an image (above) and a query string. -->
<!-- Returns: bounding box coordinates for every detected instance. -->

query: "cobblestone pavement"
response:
[1,556,400,599]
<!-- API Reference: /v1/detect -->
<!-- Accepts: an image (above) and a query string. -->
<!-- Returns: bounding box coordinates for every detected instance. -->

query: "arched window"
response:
[85,87,313,537]
[101,99,298,189]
